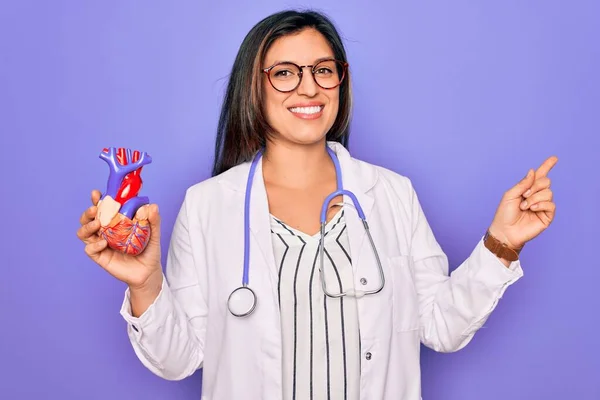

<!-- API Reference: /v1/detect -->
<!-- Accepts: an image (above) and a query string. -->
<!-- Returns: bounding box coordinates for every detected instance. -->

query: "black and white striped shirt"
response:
[271,209,360,400]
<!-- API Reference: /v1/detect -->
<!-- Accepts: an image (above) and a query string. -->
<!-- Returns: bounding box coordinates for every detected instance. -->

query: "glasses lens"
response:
[314,60,345,89]
[268,63,301,92]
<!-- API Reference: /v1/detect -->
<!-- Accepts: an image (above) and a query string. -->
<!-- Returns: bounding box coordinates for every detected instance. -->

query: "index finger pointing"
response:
[535,155,558,178]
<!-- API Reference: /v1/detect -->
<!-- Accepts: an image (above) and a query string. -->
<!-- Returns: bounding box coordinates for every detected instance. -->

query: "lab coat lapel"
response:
[246,159,280,303]
[329,142,376,275]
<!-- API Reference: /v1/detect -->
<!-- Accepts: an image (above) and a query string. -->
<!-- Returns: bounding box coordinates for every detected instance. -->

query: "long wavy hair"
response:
[211,9,353,176]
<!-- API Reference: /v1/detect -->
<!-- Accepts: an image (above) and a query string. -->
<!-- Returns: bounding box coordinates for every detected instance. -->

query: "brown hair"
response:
[211,9,353,176]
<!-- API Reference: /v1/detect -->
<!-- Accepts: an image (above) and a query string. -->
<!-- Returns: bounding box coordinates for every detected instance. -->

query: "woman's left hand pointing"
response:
[487,156,559,251]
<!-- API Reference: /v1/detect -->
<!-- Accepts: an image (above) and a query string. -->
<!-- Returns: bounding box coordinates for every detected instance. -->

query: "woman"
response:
[77,9,557,400]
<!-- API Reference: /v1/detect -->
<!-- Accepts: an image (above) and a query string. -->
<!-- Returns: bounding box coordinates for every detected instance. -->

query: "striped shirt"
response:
[270,209,360,400]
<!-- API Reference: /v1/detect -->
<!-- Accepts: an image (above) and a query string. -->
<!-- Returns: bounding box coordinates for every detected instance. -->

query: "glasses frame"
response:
[262,58,348,93]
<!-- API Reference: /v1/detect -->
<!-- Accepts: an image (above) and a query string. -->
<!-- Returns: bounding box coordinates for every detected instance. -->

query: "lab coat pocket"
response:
[389,255,419,332]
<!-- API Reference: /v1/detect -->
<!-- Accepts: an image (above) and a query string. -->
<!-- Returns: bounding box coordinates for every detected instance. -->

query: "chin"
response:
[285,130,329,146]
[286,122,333,144]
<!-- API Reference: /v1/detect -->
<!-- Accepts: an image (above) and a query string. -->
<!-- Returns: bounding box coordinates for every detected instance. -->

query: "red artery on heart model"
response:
[113,147,143,205]
[96,147,153,256]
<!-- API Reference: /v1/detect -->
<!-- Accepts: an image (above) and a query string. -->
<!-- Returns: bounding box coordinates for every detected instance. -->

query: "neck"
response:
[262,139,335,189]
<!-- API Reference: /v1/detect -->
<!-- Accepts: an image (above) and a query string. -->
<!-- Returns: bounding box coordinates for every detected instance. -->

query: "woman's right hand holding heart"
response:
[77,189,164,316]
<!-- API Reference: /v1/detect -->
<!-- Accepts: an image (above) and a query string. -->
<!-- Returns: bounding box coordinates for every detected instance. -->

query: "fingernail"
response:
[524,189,531,197]
[520,200,527,209]
[531,204,538,210]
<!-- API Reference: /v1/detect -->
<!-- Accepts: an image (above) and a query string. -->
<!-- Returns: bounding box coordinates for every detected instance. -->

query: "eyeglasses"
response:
[262,59,348,93]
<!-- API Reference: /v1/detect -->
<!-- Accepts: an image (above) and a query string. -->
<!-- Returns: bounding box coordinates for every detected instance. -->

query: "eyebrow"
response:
[267,56,336,66]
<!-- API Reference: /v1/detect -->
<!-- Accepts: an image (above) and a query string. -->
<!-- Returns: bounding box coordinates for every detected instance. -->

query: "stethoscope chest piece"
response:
[228,286,257,317]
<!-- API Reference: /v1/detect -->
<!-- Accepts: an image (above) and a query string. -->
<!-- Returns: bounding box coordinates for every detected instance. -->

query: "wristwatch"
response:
[483,231,522,262]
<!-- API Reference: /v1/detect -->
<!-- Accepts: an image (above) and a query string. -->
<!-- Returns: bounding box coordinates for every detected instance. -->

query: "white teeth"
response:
[289,106,322,114]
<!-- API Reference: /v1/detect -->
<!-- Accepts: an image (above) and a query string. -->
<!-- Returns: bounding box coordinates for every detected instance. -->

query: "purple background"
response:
[1,1,598,399]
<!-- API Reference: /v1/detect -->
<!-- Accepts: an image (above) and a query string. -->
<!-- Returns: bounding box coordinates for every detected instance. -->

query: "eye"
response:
[269,63,299,80]
[274,69,294,77]
[315,67,333,75]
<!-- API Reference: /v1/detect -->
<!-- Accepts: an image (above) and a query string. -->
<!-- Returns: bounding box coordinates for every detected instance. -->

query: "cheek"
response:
[263,89,291,126]
[327,91,340,120]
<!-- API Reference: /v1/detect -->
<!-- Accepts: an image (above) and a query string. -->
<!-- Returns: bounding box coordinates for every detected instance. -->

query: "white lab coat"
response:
[120,141,523,400]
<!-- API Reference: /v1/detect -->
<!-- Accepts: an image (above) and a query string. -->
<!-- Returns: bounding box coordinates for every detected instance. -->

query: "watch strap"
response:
[483,231,521,262]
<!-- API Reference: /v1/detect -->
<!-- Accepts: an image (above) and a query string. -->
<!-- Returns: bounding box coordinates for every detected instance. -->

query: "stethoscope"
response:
[227,146,385,317]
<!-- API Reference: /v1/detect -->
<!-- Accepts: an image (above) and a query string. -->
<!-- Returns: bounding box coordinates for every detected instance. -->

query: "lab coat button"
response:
[360,278,367,285]
[365,352,372,360]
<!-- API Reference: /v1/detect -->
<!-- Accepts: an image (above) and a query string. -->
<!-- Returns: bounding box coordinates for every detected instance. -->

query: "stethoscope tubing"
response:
[228,146,385,317]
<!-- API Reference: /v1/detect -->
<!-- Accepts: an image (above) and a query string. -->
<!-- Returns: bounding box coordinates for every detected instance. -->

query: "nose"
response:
[296,67,318,97]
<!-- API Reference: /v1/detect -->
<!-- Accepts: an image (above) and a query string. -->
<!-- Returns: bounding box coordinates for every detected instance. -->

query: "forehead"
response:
[264,28,335,66]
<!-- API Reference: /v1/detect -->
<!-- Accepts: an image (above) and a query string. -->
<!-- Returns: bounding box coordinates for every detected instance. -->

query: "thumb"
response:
[505,169,535,200]
[146,204,161,245]
[133,203,162,268]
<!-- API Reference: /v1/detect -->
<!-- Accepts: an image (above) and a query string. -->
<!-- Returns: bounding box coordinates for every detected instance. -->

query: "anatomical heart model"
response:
[96,147,153,256]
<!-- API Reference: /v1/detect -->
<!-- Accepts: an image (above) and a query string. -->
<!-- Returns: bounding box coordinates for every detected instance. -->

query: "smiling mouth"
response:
[288,105,324,115]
